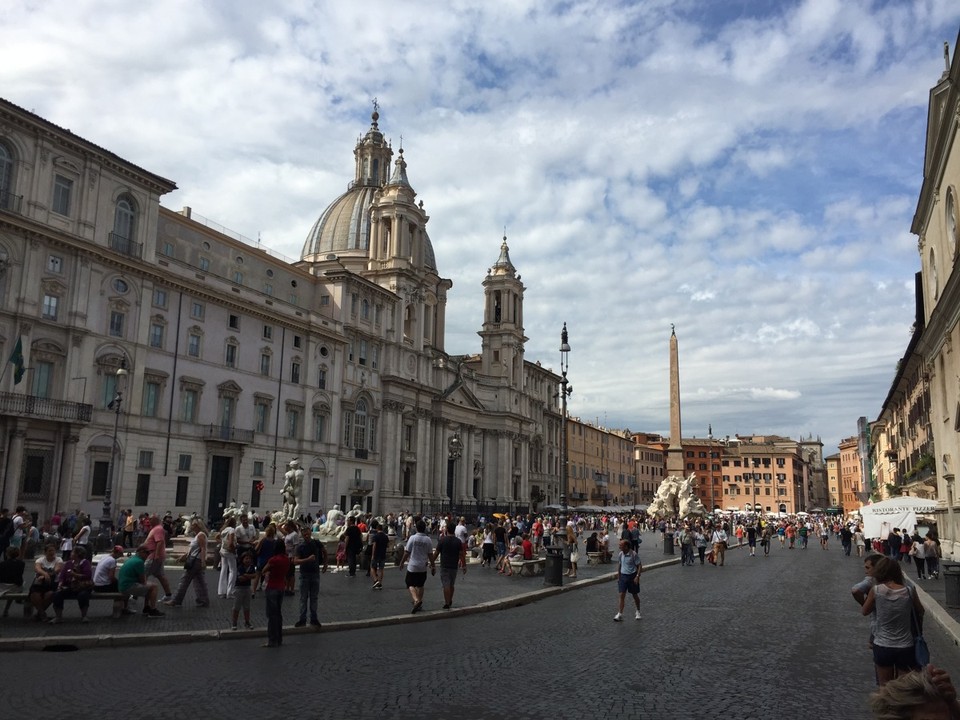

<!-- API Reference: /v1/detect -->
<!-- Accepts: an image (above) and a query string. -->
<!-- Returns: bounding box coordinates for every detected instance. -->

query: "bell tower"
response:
[479,236,526,383]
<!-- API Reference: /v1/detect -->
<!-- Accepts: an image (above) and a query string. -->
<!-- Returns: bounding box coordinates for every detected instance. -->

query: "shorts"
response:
[872,644,918,671]
[440,567,458,589]
[617,573,639,595]
[371,558,385,570]
[124,583,151,598]
[405,570,428,588]
[94,582,118,594]
[146,558,166,578]
[232,586,251,612]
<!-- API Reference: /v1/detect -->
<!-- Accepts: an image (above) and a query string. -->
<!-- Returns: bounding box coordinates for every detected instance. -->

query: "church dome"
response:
[300,109,437,271]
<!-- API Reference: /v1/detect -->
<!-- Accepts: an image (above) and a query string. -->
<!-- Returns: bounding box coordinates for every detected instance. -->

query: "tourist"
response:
[51,545,93,623]
[909,533,928,580]
[368,520,389,590]
[253,522,278,596]
[92,544,125,617]
[613,539,642,622]
[711,525,728,567]
[217,516,238,599]
[861,556,924,685]
[924,533,941,580]
[119,545,164,618]
[481,523,496,568]
[231,550,257,630]
[434,520,466,610]
[341,515,363,578]
[235,514,257,562]
[869,665,960,719]
[282,520,299,595]
[144,515,173,602]
[0,546,24,618]
[28,543,60,622]
[746,524,757,557]
[122,510,135,547]
[262,541,291,647]
[165,518,210,608]
[565,524,579,579]
[293,524,325,628]
[855,526,866,558]
[73,518,91,557]
[401,519,435,613]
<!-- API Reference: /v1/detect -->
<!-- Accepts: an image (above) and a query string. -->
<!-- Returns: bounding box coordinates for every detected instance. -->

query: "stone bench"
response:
[586,552,611,565]
[508,558,546,576]
[2,590,129,619]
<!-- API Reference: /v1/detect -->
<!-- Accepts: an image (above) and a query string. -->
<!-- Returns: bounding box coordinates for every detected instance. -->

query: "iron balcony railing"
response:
[204,424,254,444]
[108,232,143,259]
[0,189,23,214]
[0,392,92,422]
[351,479,375,494]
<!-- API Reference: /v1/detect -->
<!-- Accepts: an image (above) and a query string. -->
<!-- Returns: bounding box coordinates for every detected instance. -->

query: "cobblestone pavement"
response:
[7,538,960,719]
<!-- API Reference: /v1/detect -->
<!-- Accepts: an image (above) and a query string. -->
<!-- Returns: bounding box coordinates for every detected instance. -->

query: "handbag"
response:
[183,546,201,571]
[908,587,930,667]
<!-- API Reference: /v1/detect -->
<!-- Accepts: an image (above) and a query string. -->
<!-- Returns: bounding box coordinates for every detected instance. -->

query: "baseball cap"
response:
[112,545,124,554]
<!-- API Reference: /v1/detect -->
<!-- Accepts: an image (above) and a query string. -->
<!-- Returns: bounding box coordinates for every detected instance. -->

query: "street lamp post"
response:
[101,358,128,542]
[447,431,462,519]
[559,323,572,520]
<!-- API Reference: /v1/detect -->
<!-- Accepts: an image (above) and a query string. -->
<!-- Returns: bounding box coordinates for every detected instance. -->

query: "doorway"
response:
[208,455,231,525]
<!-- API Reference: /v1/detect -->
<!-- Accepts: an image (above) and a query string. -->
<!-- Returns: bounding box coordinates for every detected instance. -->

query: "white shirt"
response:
[235,524,257,547]
[405,532,434,572]
[93,556,117,586]
[455,523,469,544]
[219,526,236,555]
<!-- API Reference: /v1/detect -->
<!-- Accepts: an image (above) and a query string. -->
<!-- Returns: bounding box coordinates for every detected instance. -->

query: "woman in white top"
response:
[73,520,91,555]
[862,556,924,685]
[853,528,866,557]
[30,543,62,621]
[909,533,928,580]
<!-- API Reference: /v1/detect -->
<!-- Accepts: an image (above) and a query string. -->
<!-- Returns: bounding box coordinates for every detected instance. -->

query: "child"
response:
[335,540,346,572]
[231,551,257,630]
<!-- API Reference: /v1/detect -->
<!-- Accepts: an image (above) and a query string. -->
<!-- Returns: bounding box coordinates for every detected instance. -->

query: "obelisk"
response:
[666,324,684,477]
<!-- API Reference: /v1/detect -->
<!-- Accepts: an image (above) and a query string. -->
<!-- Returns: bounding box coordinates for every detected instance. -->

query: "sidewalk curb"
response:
[0,556,682,652]
[912,582,960,649]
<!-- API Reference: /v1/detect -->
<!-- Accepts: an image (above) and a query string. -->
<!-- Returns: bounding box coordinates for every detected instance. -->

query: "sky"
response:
[3,0,959,455]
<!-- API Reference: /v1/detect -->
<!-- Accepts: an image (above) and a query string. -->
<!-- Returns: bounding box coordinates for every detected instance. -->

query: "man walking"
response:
[293,524,326,628]
[711,525,728,567]
[434,520,467,610]
[368,520,389,590]
[342,516,364,578]
[144,515,173,602]
[401,519,435,613]
[613,539,642,621]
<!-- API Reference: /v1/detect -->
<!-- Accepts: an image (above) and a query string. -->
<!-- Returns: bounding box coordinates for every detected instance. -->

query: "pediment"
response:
[218,380,243,394]
[441,382,485,410]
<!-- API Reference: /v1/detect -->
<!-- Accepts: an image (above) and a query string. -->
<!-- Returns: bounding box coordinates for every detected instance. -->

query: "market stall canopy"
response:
[859,496,938,539]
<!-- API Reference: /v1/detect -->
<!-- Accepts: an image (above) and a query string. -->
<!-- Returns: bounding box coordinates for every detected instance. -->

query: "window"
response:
[42,294,58,320]
[354,399,368,450]
[263,324,273,340]
[228,314,240,330]
[225,343,237,368]
[0,142,13,204]
[234,271,243,284]
[359,340,367,366]
[153,288,168,308]
[251,480,261,508]
[47,255,62,273]
[32,361,53,399]
[286,408,299,439]
[260,353,271,376]
[161,242,174,257]
[181,388,198,422]
[348,342,354,363]
[320,295,330,306]
[371,345,379,370]
[291,361,301,384]
[109,311,125,338]
[91,461,109,498]
[199,257,210,272]
[135,474,150,505]
[178,454,192,472]
[187,333,201,358]
[253,461,264,476]
[318,368,327,389]
[293,335,302,349]
[351,293,358,316]
[254,401,269,433]
[52,175,73,215]
[264,283,273,296]
[149,323,164,348]
[137,450,154,469]
[311,477,321,503]
[191,302,204,320]
[114,196,136,240]
[175,477,189,507]
[102,373,118,409]
[361,299,370,320]
[313,411,327,442]
[143,381,160,417]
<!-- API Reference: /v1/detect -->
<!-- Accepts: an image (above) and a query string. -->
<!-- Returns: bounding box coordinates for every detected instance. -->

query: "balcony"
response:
[204,424,254,444]
[350,479,374,494]
[570,491,588,501]
[0,189,23,214]
[108,232,143,259]
[0,392,92,422]
[591,489,611,502]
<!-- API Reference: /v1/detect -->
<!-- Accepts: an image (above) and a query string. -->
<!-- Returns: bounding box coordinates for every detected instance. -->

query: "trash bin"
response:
[544,545,564,587]
[663,532,675,555]
[944,562,960,608]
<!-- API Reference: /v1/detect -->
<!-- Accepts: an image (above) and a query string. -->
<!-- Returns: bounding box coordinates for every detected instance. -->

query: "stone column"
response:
[1,423,27,510]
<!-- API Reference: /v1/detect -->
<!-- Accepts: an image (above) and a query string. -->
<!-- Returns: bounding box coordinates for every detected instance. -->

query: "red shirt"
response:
[521,539,534,560]
[263,554,291,590]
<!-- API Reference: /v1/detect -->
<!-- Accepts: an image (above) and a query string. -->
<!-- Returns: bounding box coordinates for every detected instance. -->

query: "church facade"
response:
[0,98,563,525]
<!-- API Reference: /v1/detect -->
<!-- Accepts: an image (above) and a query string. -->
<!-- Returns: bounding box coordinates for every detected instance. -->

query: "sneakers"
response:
[613,612,623,622]
[81,616,90,624]
[161,594,173,603]
[161,600,180,607]
[294,620,306,628]
[411,600,423,614]
[310,620,321,628]
[231,624,238,631]
[244,622,254,629]
[635,611,642,621]
[143,608,164,618]
[372,581,382,590]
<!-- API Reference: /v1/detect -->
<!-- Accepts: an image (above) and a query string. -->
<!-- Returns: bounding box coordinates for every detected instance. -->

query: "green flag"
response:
[8,337,24,385]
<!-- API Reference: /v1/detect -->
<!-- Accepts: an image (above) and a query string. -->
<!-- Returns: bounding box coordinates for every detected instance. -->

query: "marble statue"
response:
[316,504,344,536]
[280,458,304,521]
[647,473,706,519]
[222,501,241,521]
[346,503,363,522]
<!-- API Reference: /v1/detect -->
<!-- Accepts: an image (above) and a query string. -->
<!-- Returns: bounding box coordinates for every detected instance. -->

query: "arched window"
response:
[113,195,136,240]
[0,142,14,208]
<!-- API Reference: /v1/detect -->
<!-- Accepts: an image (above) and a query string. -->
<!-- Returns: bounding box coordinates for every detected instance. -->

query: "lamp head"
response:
[559,322,570,353]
